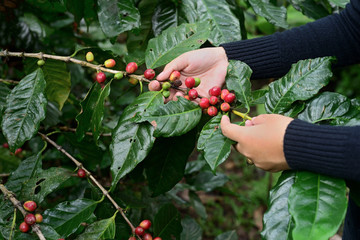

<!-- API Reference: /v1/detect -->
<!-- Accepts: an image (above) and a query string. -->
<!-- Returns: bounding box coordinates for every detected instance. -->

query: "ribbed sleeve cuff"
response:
[220,35,284,79]
[284,119,360,181]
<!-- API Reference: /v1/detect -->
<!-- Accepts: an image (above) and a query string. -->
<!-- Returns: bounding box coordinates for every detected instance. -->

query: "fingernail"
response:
[245,120,252,126]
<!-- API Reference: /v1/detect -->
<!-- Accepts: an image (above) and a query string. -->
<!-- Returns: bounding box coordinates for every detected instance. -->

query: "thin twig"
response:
[0,50,149,83]
[57,126,111,137]
[0,173,10,178]
[0,79,19,85]
[38,132,136,234]
[0,184,46,240]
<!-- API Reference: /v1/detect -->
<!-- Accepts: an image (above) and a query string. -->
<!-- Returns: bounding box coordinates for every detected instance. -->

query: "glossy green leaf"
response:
[21,167,72,203]
[331,98,360,126]
[154,204,182,239]
[26,59,71,110]
[40,225,62,240]
[137,97,202,137]
[145,22,210,69]
[250,89,268,105]
[110,92,163,189]
[192,171,229,192]
[5,153,42,196]
[64,0,84,23]
[215,230,237,240]
[289,0,331,19]
[43,199,99,238]
[248,0,289,28]
[189,191,207,219]
[181,0,242,45]
[328,0,350,8]
[283,102,305,118]
[298,92,350,123]
[0,82,10,115]
[42,101,62,129]
[97,0,140,37]
[76,81,111,143]
[225,61,252,110]
[145,130,196,197]
[261,171,296,240]
[75,215,116,240]
[265,57,334,114]
[0,148,21,173]
[152,1,181,36]
[1,69,47,152]
[180,216,202,240]
[197,115,234,171]
[288,171,347,240]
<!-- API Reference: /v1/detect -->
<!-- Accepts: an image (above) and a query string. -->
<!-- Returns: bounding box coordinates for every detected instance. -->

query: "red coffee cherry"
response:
[188,89,198,100]
[221,89,230,100]
[96,72,106,84]
[104,59,116,68]
[220,102,231,112]
[2,143,9,148]
[149,80,161,91]
[199,98,210,109]
[23,201,37,212]
[209,96,218,105]
[15,148,22,155]
[154,238,162,240]
[139,219,151,230]
[86,52,94,62]
[126,62,138,74]
[143,233,153,240]
[19,222,30,233]
[77,169,86,178]
[224,93,236,104]
[128,237,136,240]
[185,77,195,89]
[209,86,221,97]
[135,226,145,236]
[169,70,180,82]
[184,95,190,100]
[35,213,43,223]
[207,106,218,116]
[24,214,36,225]
[128,77,139,85]
[144,69,156,80]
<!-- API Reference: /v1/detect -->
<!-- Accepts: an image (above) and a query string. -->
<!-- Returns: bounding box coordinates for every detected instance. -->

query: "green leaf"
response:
[137,97,202,137]
[289,0,331,19]
[97,0,140,38]
[265,57,334,114]
[21,167,72,204]
[189,191,207,219]
[43,199,99,238]
[0,148,21,173]
[75,215,116,240]
[261,171,296,240]
[1,69,47,152]
[215,230,237,240]
[180,216,202,240]
[145,22,210,69]
[43,101,62,129]
[181,0,242,45]
[288,171,347,240]
[65,0,84,23]
[283,102,305,118]
[298,92,350,123]
[192,171,229,192]
[76,81,111,143]
[5,153,42,196]
[25,59,71,110]
[331,98,360,126]
[0,82,10,115]
[225,61,252,111]
[152,1,180,36]
[40,225,62,240]
[154,204,182,239]
[197,115,234,172]
[328,0,350,8]
[145,130,196,197]
[248,0,289,28]
[110,92,163,189]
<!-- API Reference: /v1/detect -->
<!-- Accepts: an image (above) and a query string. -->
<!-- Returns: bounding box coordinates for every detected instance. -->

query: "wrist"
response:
[216,47,228,62]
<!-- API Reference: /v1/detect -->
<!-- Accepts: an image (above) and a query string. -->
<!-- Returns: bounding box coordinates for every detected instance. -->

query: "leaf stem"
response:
[232,109,252,120]
[38,132,137,234]
[0,184,46,240]
[0,79,19,85]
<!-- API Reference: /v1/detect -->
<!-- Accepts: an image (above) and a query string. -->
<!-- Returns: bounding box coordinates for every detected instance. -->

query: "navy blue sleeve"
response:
[221,0,360,79]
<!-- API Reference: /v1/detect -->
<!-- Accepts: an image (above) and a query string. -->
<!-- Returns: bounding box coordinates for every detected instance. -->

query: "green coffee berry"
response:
[37,59,45,66]
[162,90,170,98]
[114,72,123,80]
[162,82,171,90]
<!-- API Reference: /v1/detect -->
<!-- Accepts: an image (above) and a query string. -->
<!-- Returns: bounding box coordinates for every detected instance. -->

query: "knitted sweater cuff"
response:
[220,35,283,79]
[284,119,359,181]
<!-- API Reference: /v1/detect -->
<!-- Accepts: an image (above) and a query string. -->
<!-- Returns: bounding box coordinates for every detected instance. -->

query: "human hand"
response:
[151,47,228,101]
[220,114,294,172]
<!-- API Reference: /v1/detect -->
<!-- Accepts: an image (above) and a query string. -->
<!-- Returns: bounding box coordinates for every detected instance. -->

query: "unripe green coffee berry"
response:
[162,82,171,90]
[114,72,123,80]
[162,90,170,98]
[37,59,45,66]
[194,77,201,87]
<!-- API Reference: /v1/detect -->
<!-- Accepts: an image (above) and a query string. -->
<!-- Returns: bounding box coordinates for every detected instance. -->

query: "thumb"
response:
[220,115,245,142]
[156,55,189,81]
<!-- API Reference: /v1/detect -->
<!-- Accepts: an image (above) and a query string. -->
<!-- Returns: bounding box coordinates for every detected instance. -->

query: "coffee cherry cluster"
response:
[2,142,23,156]
[129,220,162,240]
[19,200,44,233]
[199,87,236,116]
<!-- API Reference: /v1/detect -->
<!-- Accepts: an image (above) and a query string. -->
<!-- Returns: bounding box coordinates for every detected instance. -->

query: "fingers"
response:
[156,54,189,81]
[220,115,246,142]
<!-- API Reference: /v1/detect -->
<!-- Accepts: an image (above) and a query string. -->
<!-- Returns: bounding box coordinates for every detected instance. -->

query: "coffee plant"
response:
[0,0,359,239]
